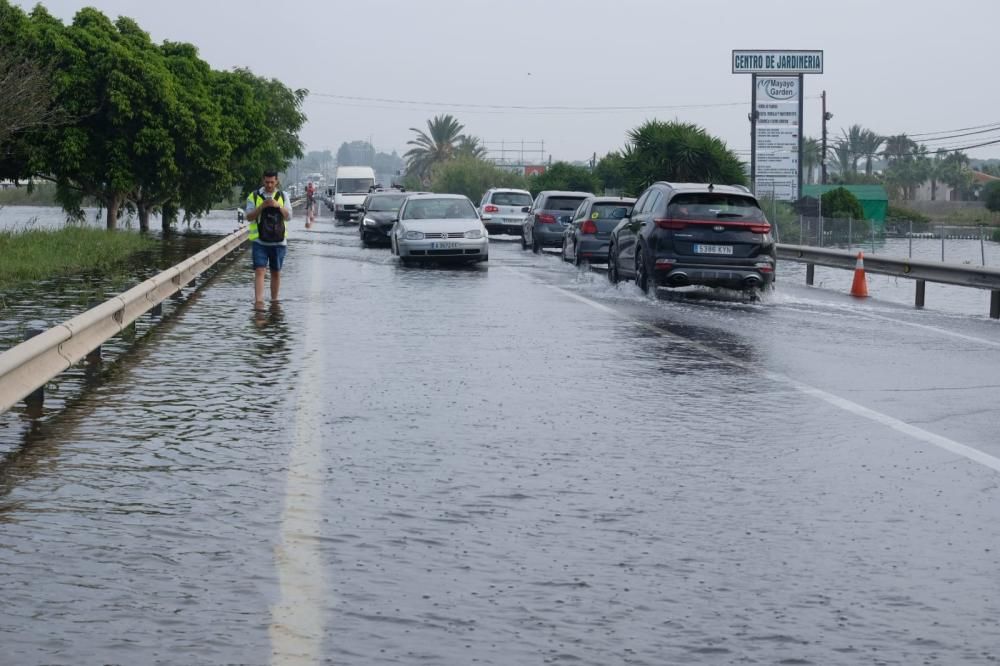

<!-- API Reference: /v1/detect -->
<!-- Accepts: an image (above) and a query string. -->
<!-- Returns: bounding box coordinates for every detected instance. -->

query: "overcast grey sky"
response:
[15,0,1000,162]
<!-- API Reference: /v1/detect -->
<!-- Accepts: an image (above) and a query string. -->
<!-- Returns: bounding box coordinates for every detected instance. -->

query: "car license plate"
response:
[431,242,460,249]
[694,244,733,255]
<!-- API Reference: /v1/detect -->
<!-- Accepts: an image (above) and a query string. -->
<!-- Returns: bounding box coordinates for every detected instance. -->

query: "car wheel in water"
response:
[608,246,619,283]
[635,246,651,294]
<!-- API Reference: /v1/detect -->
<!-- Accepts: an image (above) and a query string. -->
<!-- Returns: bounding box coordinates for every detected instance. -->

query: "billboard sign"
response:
[732,50,823,74]
[754,76,800,200]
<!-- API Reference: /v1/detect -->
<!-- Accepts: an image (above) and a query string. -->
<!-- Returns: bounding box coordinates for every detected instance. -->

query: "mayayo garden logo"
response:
[758,78,797,101]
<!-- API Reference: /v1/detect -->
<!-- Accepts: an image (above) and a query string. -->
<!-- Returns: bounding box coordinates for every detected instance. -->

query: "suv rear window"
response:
[591,203,633,220]
[666,193,765,221]
[544,196,587,211]
[491,192,532,207]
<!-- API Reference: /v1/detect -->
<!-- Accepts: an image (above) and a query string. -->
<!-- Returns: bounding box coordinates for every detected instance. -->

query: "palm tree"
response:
[456,135,488,160]
[881,134,916,166]
[829,139,853,183]
[404,114,465,183]
[841,124,866,174]
[857,129,884,176]
[802,137,822,184]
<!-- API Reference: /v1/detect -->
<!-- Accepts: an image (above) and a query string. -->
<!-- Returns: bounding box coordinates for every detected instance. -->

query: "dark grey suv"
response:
[522,190,594,253]
[607,183,775,294]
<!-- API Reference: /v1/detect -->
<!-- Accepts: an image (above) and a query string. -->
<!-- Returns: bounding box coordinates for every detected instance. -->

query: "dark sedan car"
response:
[561,196,636,266]
[359,191,411,246]
[522,190,594,253]
[607,182,775,295]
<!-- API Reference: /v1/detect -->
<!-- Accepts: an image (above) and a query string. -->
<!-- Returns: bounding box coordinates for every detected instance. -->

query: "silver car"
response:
[391,194,489,265]
[478,187,533,235]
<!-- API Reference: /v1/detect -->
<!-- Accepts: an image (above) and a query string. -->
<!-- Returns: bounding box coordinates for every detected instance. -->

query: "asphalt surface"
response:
[1,210,999,665]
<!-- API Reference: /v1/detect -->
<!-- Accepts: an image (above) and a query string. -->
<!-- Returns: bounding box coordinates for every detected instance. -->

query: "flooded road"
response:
[1,210,999,664]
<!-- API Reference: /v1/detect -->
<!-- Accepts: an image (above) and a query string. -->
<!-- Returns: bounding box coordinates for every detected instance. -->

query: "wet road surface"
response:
[2,211,999,665]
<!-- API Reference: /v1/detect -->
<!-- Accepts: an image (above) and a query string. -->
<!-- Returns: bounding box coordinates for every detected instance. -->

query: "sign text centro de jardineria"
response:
[732,50,823,74]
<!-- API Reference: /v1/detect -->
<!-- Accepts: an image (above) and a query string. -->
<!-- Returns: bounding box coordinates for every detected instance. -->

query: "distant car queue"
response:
[339,181,777,295]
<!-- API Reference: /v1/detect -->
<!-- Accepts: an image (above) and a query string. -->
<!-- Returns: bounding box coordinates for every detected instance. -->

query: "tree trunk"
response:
[931,179,937,201]
[138,203,150,232]
[161,203,177,233]
[106,193,120,230]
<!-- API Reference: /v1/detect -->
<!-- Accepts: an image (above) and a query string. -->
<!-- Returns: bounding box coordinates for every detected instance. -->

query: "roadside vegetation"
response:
[0,226,156,289]
[0,1,306,232]
[401,114,746,201]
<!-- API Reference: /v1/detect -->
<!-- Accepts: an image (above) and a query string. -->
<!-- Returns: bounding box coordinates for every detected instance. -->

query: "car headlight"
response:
[363,217,377,227]
[464,229,484,239]
[403,230,424,240]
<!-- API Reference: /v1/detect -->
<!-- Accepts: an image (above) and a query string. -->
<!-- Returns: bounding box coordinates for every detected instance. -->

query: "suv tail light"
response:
[749,223,772,234]
[580,220,597,234]
[654,218,686,230]
[536,213,556,224]
[483,204,499,213]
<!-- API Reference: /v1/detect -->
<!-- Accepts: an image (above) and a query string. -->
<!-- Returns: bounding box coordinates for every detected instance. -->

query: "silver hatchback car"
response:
[478,188,533,235]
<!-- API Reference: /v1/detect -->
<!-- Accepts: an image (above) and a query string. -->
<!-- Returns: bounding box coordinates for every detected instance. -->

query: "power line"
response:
[905,121,1000,138]
[307,91,818,113]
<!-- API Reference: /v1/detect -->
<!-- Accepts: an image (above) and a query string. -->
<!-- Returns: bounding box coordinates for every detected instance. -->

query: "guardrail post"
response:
[991,290,1000,319]
[806,263,815,286]
[915,280,926,309]
[121,320,137,342]
[24,326,46,410]
[151,302,163,318]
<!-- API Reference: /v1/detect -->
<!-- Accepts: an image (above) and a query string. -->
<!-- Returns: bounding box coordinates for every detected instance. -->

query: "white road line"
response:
[270,257,328,665]
[850,309,1000,349]
[548,285,1000,474]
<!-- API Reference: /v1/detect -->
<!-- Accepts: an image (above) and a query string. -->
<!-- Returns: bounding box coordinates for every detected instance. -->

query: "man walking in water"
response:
[245,170,292,308]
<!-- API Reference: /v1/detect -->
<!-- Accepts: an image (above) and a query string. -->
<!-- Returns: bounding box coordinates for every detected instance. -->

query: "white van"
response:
[332,166,376,221]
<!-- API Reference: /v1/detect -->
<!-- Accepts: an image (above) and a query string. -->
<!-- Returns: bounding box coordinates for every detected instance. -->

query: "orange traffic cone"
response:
[850,251,869,298]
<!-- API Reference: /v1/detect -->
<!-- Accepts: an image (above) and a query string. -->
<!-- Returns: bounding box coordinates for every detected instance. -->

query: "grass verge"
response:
[0,227,157,290]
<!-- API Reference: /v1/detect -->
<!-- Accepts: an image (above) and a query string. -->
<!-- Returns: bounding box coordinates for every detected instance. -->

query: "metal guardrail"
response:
[776,243,1000,318]
[0,227,249,414]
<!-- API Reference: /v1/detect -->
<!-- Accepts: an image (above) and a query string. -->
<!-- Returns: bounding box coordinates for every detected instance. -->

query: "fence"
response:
[777,217,998,267]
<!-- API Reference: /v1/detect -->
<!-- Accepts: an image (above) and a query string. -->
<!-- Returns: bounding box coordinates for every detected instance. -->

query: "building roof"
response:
[801,184,889,201]
[970,170,1000,184]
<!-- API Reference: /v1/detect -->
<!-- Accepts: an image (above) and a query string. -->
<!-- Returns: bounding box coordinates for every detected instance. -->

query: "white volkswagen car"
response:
[391,194,489,265]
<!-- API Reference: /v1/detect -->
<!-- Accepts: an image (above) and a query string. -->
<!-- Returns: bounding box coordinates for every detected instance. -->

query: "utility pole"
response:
[821,90,832,185]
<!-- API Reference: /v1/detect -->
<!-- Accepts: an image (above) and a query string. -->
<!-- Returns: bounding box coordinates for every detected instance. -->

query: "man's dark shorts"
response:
[252,242,287,271]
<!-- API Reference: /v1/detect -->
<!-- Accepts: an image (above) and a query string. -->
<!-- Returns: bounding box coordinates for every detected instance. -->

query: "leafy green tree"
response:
[337,141,375,167]
[938,150,973,200]
[594,151,626,192]
[405,114,465,183]
[982,181,1000,214]
[530,161,599,196]
[429,157,527,202]
[0,4,66,178]
[821,187,864,219]
[620,120,745,195]
[212,66,306,205]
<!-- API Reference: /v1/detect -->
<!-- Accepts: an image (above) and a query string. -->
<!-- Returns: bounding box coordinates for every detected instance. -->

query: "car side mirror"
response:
[521,206,530,213]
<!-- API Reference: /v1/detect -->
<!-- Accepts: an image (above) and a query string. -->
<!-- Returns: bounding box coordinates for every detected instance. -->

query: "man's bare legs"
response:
[270,270,281,302]
[254,267,266,307]
[254,268,281,306]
